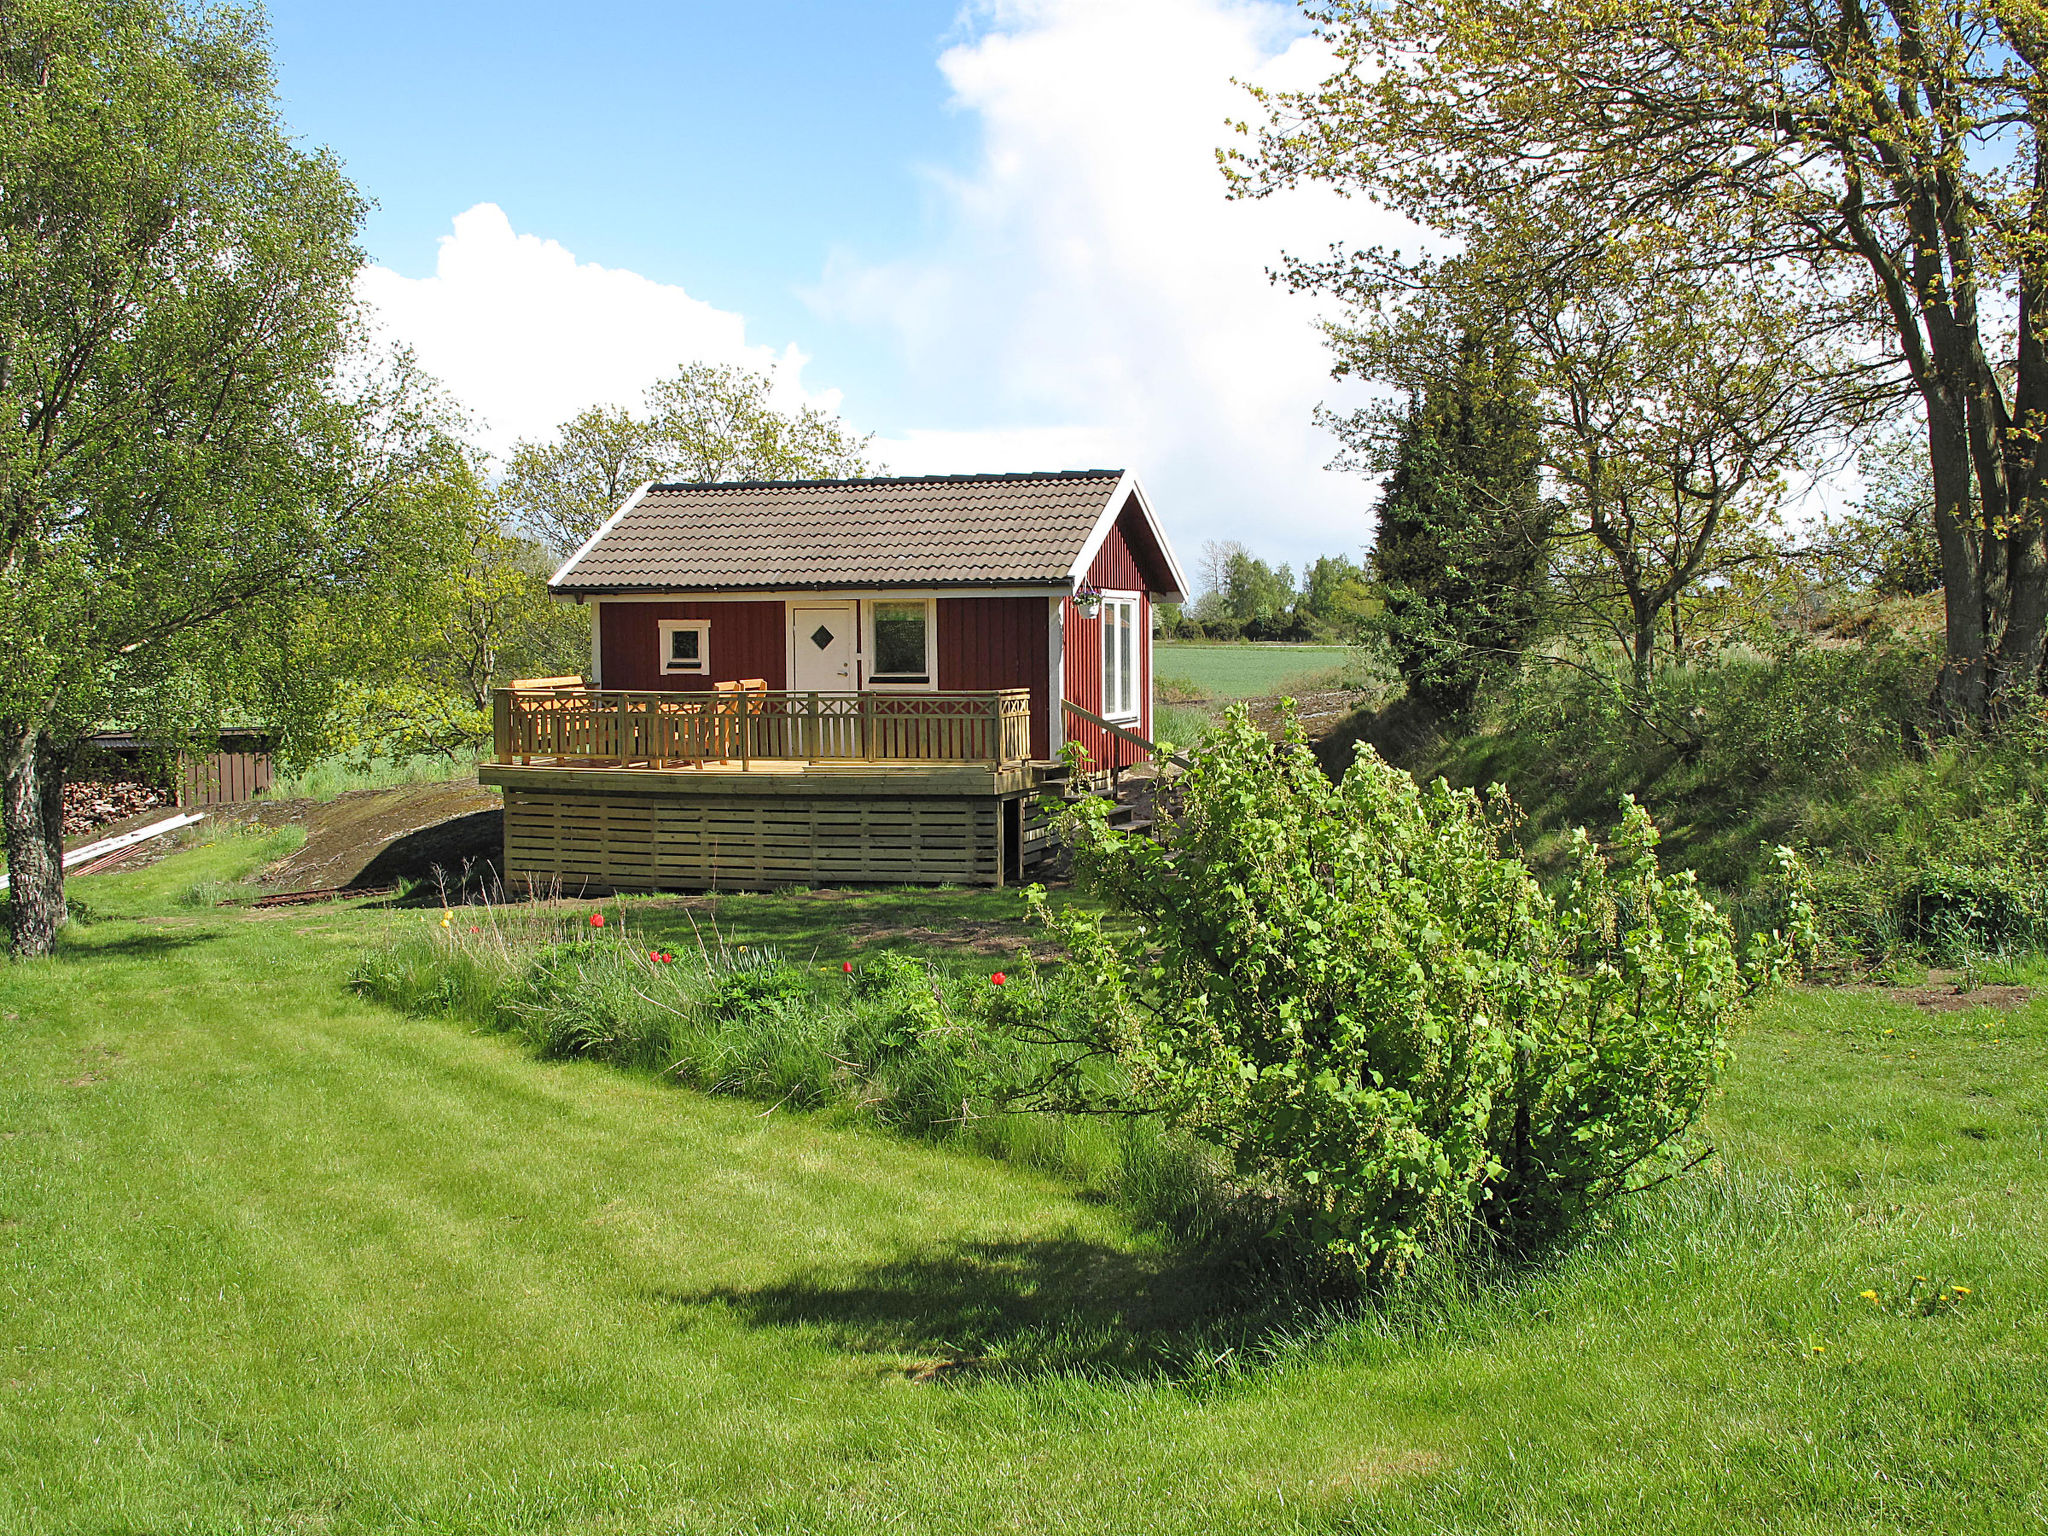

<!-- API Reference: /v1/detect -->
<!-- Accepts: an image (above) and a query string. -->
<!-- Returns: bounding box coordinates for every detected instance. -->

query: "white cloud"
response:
[360,5,1408,573]
[356,203,827,457]
[821,0,1408,570]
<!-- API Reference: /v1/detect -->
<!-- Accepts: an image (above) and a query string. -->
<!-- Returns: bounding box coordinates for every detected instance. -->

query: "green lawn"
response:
[1,834,2043,1531]
[1154,642,1359,700]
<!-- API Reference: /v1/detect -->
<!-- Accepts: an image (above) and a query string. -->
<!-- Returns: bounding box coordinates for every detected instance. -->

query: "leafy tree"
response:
[505,363,878,557]
[1345,333,1548,712]
[1221,550,1298,636]
[1823,432,1944,599]
[1230,0,2047,722]
[0,0,458,955]
[1298,553,1372,636]
[348,460,588,761]
[1010,707,1797,1278]
[497,405,666,564]
[1329,238,1858,692]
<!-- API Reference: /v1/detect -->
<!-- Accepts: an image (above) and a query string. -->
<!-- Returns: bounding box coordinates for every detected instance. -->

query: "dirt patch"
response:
[264,780,501,893]
[1878,977,2033,1014]
[841,919,1048,959]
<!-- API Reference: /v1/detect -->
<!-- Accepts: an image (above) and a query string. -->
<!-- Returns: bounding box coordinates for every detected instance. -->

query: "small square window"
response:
[869,600,931,684]
[658,619,709,675]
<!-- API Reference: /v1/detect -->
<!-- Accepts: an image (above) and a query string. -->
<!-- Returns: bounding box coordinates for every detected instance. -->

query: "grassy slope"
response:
[1154,643,1356,700]
[1,836,2043,1532]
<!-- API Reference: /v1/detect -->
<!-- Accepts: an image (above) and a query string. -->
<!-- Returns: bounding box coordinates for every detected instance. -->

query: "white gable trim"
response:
[1066,471,1189,604]
[550,480,656,589]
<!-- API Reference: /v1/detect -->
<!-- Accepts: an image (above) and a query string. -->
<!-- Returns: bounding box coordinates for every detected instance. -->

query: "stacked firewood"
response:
[62,779,165,837]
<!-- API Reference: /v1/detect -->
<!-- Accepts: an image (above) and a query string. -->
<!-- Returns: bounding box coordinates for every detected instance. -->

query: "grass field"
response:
[1154,643,1361,700]
[1,833,2044,1532]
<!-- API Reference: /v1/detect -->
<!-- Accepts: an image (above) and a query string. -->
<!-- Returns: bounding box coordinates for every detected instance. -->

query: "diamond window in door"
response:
[811,625,836,649]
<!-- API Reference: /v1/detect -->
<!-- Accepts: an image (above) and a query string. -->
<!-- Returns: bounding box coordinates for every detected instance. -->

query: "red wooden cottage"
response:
[480,469,1187,891]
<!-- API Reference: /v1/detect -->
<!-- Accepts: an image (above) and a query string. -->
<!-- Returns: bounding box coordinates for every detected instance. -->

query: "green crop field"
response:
[1,831,2043,1532]
[1154,643,1359,700]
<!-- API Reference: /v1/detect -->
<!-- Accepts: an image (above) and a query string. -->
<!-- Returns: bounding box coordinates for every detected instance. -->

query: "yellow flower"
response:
[1810,1344,1825,1353]
[1859,1290,1878,1301]
[1953,1286,1971,1295]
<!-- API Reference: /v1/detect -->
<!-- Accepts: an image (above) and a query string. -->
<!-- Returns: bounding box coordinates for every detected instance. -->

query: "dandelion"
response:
[1953,1286,1971,1295]
[1810,1344,1825,1353]
[1859,1290,1879,1302]
[589,912,605,928]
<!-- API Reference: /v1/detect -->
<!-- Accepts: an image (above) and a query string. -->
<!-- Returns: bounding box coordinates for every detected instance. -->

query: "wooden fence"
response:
[493,687,1033,768]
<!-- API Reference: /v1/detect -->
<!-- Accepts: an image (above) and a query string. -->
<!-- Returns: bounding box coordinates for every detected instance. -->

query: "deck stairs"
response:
[1019,759,1173,876]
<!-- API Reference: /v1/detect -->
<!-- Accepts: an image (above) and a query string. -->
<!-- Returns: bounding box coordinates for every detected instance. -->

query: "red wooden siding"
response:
[936,596,1053,760]
[1058,504,1154,770]
[597,601,787,692]
[1087,503,1147,592]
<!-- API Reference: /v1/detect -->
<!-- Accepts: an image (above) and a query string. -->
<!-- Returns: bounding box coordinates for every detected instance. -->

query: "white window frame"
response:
[1100,592,1141,722]
[862,597,936,691]
[656,618,711,678]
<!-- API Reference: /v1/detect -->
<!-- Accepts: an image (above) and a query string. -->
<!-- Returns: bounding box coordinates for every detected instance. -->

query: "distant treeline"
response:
[1162,543,1378,642]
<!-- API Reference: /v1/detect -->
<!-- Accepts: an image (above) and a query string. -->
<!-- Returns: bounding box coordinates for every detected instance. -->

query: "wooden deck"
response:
[484,686,1049,892]
[492,685,1032,771]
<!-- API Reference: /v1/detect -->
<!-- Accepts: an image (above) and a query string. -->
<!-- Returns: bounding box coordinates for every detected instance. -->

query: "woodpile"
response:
[63,779,165,837]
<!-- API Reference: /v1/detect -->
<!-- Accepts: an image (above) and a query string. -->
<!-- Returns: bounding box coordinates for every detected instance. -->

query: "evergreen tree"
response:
[1369,336,1550,715]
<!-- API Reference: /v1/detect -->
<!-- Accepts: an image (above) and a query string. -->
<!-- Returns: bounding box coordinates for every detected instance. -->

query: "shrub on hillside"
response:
[1012,706,1796,1281]
[1477,643,2047,963]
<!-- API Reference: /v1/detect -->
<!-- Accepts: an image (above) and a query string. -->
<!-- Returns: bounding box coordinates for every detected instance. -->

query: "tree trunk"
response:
[1926,403,1990,723]
[1630,608,1656,694]
[4,728,67,958]
[1992,521,2048,703]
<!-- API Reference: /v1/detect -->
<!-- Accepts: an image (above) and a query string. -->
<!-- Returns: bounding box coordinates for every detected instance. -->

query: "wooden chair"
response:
[506,676,584,762]
[707,679,769,764]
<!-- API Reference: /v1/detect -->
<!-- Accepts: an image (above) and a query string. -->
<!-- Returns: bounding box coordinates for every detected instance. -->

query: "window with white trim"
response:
[866,599,933,686]
[657,618,710,676]
[1101,596,1139,721]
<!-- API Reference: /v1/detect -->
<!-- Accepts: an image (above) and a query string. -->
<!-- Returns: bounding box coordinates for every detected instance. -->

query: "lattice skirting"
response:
[502,788,1007,891]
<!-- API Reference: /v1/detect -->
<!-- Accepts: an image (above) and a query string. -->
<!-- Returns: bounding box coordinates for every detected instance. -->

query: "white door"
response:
[789,602,856,692]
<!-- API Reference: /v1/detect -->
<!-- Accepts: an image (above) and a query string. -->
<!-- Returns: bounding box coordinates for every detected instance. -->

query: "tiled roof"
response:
[551,470,1128,593]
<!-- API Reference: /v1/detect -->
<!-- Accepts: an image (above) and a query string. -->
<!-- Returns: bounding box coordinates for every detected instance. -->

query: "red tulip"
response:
[992,972,1007,986]
[589,912,604,928]
[842,961,854,974]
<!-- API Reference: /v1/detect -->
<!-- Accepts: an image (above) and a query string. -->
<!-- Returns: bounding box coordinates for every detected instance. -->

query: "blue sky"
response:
[266,1,1390,570]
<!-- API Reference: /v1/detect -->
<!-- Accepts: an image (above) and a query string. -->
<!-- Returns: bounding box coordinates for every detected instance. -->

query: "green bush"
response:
[1019,705,1790,1280]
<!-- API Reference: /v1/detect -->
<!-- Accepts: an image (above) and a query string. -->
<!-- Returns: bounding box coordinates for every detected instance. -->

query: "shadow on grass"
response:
[61,928,224,961]
[666,1234,1328,1384]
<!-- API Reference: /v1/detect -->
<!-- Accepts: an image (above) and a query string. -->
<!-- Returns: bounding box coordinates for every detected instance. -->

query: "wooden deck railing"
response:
[493,687,1033,769]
